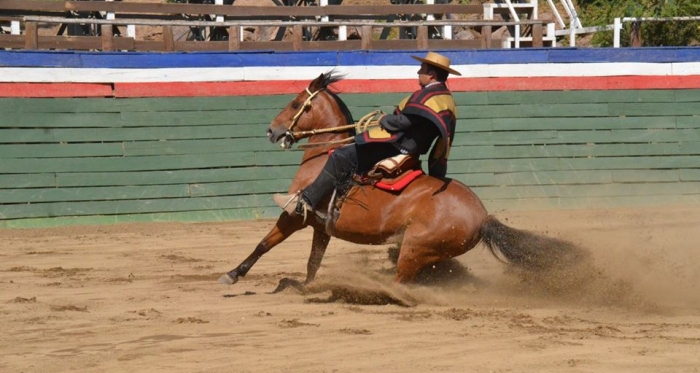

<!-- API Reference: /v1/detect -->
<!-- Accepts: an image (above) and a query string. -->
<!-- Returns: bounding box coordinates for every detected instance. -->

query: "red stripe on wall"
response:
[113,81,312,97]
[0,83,113,98]
[115,76,700,97]
[4,76,700,98]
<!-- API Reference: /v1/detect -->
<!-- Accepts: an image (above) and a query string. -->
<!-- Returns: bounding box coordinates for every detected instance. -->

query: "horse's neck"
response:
[300,131,348,165]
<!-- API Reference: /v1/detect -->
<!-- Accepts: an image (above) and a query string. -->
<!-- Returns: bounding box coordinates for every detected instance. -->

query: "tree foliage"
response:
[577,0,700,46]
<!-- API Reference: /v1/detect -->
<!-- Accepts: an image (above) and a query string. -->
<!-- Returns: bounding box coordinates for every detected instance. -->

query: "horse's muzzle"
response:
[267,127,294,149]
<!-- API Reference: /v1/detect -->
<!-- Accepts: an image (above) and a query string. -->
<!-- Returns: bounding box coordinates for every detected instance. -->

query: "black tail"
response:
[479,215,587,271]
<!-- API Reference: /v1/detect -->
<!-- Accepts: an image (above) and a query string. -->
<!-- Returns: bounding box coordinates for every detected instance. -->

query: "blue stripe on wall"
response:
[2,47,700,69]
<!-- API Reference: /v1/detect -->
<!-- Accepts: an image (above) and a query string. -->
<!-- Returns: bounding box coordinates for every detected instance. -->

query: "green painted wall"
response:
[1,90,699,228]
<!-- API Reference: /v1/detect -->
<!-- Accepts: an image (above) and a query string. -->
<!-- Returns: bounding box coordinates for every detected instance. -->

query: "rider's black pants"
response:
[301,142,400,208]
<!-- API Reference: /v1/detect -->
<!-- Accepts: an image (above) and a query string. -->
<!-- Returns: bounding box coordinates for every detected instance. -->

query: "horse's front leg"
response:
[270,228,330,293]
[218,214,303,285]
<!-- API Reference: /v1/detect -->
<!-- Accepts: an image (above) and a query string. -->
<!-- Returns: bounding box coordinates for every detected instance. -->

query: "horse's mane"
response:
[321,70,354,125]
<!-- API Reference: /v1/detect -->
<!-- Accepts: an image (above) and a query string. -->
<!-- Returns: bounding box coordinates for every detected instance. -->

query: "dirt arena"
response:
[2,205,700,373]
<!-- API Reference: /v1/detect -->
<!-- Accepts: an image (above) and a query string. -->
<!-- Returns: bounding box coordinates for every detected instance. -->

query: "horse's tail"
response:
[479,215,586,271]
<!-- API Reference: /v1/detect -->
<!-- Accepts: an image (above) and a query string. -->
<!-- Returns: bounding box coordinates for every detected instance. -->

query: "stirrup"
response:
[272,192,312,224]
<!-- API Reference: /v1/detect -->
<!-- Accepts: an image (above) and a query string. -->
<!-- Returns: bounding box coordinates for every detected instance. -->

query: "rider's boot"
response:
[273,169,336,220]
[273,192,313,220]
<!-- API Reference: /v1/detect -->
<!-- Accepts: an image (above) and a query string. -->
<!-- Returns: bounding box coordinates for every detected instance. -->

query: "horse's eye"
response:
[291,102,300,110]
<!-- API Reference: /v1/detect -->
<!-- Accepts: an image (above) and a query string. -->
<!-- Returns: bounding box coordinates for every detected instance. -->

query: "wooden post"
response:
[162,25,174,51]
[228,26,240,50]
[361,25,372,50]
[481,25,492,49]
[24,21,39,50]
[416,25,428,50]
[292,24,303,50]
[101,24,114,51]
[630,21,642,47]
[532,23,543,48]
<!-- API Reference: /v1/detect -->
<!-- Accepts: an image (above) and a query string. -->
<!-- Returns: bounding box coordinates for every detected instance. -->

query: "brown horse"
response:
[219,71,582,289]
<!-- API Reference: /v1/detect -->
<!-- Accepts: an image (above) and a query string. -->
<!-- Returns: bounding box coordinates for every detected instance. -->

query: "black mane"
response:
[321,70,354,125]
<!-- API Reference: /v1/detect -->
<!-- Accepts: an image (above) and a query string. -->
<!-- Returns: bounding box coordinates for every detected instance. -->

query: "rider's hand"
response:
[378,114,390,131]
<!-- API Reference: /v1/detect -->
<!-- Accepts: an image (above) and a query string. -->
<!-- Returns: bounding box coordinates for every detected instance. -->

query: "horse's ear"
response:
[308,73,326,91]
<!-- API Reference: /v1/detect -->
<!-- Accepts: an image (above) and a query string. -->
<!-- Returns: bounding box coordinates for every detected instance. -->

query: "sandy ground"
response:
[2,205,700,373]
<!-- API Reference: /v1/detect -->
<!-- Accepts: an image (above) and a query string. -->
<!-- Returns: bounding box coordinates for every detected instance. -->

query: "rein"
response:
[295,110,384,149]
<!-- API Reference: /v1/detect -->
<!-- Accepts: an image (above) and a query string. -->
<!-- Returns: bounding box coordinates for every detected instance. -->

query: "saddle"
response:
[357,154,424,192]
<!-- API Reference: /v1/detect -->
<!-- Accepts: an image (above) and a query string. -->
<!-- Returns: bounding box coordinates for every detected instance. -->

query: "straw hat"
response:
[411,52,462,76]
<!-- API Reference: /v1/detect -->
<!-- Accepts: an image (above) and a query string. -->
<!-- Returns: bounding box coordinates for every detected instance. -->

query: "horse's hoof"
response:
[271,277,305,294]
[218,273,238,285]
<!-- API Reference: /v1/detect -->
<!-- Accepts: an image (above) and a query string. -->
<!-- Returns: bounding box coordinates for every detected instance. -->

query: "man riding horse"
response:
[273,51,462,218]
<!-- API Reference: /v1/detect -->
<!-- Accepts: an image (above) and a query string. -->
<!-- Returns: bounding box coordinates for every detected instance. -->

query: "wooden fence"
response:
[1,89,699,227]
[0,0,550,51]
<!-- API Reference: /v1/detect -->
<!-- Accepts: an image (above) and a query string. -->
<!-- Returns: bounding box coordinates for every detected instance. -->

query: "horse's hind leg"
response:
[305,229,331,284]
[394,243,444,283]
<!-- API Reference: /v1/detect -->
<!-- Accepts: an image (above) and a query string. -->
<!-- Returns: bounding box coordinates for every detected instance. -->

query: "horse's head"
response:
[268,71,353,149]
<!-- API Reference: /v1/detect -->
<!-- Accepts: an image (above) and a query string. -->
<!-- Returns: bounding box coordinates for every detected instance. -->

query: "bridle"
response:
[280,87,325,148]
[280,86,383,149]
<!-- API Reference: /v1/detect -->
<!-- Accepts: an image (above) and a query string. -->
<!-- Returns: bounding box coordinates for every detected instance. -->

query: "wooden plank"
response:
[448,143,684,160]
[0,112,122,128]
[0,96,292,113]
[0,207,282,229]
[472,181,700,200]
[189,179,290,197]
[557,182,700,198]
[472,184,559,199]
[679,141,700,154]
[0,173,55,189]
[452,119,493,132]
[0,152,257,174]
[448,158,560,174]
[0,179,292,204]
[122,138,272,156]
[673,89,700,103]
[1,126,266,144]
[0,184,190,204]
[454,172,495,187]
[489,116,677,131]
[486,90,678,105]
[0,193,277,220]
[553,129,698,144]
[120,110,277,126]
[454,129,689,146]
[452,130,559,145]
[608,102,700,116]
[0,97,120,113]
[612,170,679,183]
[254,149,305,166]
[55,166,299,187]
[459,103,610,119]
[52,124,262,143]
[0,143,123,158]
[610,128,700,142]
[560,155,700,171]
[676,116,700,129]
[446,92,491,106]
[680,169,700,181]
[481,194,700,212]
[493,170,613,186]
[344,93,417,107]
